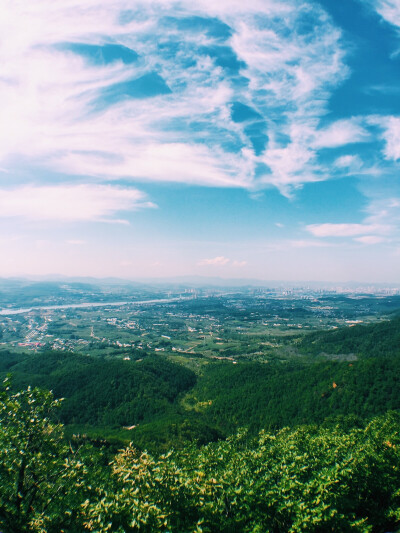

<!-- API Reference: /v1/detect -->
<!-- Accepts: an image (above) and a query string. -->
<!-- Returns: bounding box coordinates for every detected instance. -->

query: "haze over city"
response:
[1,0,400,282]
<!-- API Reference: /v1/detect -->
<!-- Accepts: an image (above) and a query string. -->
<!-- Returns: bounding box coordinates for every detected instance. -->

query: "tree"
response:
[0,378,87,533]
[83,416,400,532]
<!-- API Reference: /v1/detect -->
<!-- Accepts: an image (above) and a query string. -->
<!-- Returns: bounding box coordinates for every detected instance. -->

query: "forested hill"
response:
[2,316,400,530]
[187,317,400,435]
[1,351,196,428]
[1,316,400,452]
[298,315,400,358]
[2,381,400,533]
[190,356,400,435]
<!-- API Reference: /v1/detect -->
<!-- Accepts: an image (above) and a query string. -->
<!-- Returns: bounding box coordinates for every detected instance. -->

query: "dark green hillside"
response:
[2,316,400,452]
[191,355,400,434]
[0,350,26,372]
[298,315,400,358]
[2,380,400,533]
[2,351,196,428]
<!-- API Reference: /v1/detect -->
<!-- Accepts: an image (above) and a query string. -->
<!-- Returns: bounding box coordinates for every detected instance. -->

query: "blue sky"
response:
[1,0,400,282]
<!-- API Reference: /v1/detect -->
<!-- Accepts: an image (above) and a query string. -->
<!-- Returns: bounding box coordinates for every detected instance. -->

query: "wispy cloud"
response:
[362,0,400,30]
[379,116,400,160]
[198,256,247,267]
[354,235,386,244]
[306,223,388,237]
[0,0,351,196]
[313,119,370,149]
[0,185,154,222]
[305,209,397,246]
[362,196,400,237]
[334,154,363,169]
[198,256,230,266]
[257,239,336,252]
[289,239,334,248]
[305,194,400,249]
[306,223,391,238]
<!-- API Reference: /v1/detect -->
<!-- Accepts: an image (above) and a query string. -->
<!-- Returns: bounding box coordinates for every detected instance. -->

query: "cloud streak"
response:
[380,117,400,161]
[198,256,230,266]
[362,0,400,30]
[0,184,154,222]
[306,223,390,238]
[0,0,351,196]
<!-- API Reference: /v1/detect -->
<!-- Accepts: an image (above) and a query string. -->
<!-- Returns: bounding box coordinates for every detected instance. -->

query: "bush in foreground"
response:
[1,379,400,532]
[84,416,400,532]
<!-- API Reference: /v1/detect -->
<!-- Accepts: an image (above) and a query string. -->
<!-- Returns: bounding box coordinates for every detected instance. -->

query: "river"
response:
[0,296,190,315]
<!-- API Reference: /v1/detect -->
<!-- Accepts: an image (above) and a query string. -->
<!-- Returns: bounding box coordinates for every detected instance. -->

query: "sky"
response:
[1,0,400,283]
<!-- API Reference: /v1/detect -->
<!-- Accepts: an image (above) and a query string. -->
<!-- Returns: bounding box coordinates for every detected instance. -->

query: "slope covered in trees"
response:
[1,315,400,530]
[1,380,400,533]
[189,355,400,434]
[297,315,400,358]
[3,351,196,429]
[187,315,400,435]
[1,315,400,451]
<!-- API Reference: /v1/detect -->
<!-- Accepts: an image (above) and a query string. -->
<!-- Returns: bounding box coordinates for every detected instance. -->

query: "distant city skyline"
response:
[1,0,400,282]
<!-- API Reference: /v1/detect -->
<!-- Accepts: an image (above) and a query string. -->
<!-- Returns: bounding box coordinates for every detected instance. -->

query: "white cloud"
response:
[0,0,350,194]
[235,6,350,193]
[306,195,400,247]
[306,223,389,237]
[52,143,252,188]
[198,257,247,267]
[380,116,400,160]
[354,235,386,244]
[361,1,400,66]
[198,256,230,266]
[313,119,369,149]
[261,140,318,195]
[0,184,154,222]
[362,0,400,29]
[334,154,363,169]
[361,196,400,240]
[289,239,333,248]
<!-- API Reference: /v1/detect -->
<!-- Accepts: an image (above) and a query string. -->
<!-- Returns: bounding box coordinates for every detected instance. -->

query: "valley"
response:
[1,279,400,452]
[2,279,400,532]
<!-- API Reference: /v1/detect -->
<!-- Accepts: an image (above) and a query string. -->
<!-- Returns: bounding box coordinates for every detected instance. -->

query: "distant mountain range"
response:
[0,275,399,291]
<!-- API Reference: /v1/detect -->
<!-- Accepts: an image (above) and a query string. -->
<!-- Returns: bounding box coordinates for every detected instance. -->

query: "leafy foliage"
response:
[2,378,400,532]
[83,413,400,533]
[0,379,90,532]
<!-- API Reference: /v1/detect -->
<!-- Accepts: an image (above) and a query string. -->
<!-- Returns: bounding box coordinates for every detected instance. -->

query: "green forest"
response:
[1,316,400,531]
